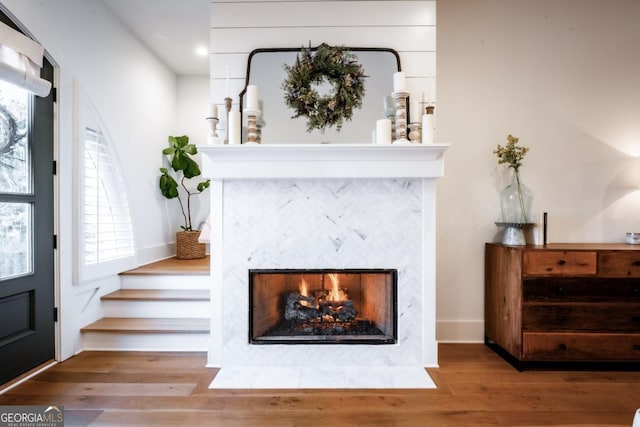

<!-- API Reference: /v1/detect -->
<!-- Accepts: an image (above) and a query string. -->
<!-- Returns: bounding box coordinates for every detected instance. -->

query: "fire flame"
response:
[327,273,348,301]
[298,278,311,307]
[299,278,309,297]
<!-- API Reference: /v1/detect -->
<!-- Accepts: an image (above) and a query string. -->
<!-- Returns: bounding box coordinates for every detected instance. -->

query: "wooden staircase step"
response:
[81,317,209,334]
[119,256,210,276]
[101,289,210,301]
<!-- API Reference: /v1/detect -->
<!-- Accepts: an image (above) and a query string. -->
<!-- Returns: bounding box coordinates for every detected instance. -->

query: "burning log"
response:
[321,300,357,321]
[284,293,321,321]
[284,292,358,323]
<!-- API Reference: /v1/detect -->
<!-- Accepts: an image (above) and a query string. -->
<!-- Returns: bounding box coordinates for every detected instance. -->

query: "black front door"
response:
[0,12,55,385]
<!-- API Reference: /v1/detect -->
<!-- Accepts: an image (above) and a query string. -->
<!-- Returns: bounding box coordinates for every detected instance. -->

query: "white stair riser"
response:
[103,300,210,318]
[120,275,211,290]
[82,332,209,352]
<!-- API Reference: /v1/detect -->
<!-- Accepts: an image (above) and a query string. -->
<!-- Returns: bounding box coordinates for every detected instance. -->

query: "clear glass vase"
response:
[500,170,532,223]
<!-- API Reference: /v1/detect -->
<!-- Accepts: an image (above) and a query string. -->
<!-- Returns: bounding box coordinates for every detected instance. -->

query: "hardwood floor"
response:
[119,256,210,276]
[1,344,638,426]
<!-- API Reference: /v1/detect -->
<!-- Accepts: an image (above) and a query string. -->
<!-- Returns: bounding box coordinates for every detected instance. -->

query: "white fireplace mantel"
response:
[200,143,449,179]
[201,143,448,388]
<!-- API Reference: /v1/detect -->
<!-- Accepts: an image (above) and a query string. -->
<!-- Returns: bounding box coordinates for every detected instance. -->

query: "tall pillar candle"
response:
[228,110,241,144]
[393,71,406,92]
[410,100,421,124]
[208,103,218,119]
[421,106,435,144]
[246,85,259,111]
[225,64,230,98]
[375,119,392,144]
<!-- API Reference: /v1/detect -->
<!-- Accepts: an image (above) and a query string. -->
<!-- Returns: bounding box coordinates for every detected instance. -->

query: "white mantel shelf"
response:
[200,143,449,179]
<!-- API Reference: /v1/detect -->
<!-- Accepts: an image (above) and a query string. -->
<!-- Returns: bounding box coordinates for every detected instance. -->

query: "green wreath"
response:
[282,43,366,133]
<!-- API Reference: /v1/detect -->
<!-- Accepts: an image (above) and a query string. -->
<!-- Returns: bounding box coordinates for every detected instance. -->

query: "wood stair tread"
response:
[102,289,210,301]
[81,317,209,333]
[119,256,210,276]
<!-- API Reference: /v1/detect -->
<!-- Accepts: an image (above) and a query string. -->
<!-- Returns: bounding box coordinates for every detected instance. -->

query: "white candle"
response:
[422,113,435,144]
[225,64,230,98]
[393,71,406,92]
[410,100,421,124]
[211,104,218,119]
[246,85,259,111]
[375,119,392,144]
[228,111,241,144]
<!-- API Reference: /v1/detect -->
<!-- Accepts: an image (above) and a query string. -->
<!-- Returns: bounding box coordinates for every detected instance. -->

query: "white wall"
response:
[437,0,640,341]
[176,75,211,233]
[1,0,179,358]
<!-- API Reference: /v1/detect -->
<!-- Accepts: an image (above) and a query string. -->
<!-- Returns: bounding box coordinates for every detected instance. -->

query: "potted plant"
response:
[159,135,210,259]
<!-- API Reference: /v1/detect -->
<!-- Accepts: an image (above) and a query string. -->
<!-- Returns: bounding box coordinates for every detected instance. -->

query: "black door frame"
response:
[0,8,57,386]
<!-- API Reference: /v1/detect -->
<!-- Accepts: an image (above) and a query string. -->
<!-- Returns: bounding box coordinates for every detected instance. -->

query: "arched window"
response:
[75,82,134,283]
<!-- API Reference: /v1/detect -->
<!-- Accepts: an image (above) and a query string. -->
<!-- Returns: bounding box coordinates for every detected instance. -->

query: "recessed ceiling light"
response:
[195,45,208,57]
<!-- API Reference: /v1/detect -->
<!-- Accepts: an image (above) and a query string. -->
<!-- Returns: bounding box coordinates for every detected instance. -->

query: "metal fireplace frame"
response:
[248,268,398,345]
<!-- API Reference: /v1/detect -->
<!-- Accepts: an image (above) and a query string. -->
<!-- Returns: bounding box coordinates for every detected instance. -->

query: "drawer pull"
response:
[633,261,640,266]
[558,343,567,351]
[556,287,564,294]
[633,345,640,351]
[557,315,566,322]
[557,260,566,266]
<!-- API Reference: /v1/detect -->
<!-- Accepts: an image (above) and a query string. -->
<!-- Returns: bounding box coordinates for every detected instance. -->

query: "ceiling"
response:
[100,0,211,76]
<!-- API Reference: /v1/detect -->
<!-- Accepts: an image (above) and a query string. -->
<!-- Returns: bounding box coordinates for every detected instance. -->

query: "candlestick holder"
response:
[408,122,421,144]
[244,109,261,144]
[256,116,265,144]
[223,97,232,144]
[392,91,410,145]
[206,116,220,144]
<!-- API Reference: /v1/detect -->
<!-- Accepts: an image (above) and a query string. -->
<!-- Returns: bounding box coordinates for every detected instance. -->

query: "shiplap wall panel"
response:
[209,53,247,78]
[210,27,435,53]
[210,0,436,124]
[400,52,436,77]
[211,1,436,27]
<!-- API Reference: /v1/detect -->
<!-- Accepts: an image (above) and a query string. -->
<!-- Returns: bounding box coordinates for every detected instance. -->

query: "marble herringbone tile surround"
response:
[219,178,427,368]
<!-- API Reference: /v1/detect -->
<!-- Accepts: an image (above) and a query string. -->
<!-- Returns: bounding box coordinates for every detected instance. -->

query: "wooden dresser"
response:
[485,243,640,369]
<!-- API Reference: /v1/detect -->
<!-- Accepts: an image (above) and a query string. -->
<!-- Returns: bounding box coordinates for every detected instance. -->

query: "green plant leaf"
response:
[171,150,188,172]
[182,156,201,179]
[183,144,198,155]
[159,170,179,199]
[174,135,189,148]
[197,180,211,192]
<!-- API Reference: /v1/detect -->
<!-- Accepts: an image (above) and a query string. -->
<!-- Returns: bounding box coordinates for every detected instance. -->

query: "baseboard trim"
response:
[136,244,174,267]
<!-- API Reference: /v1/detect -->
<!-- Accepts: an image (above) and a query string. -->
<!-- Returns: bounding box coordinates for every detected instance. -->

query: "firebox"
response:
[249,269,397,344]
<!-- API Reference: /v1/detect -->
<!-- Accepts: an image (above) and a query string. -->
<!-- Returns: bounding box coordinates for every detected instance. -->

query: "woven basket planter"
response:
[175,230,206,260]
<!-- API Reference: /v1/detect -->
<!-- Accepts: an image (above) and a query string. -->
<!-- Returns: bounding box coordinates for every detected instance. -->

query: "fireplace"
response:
[201,144,447,388]
[249,269,397,344]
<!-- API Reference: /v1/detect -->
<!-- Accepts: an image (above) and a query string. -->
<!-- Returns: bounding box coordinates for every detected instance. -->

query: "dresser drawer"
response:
[523,251,597,276]
[523,332,640,361]
[523,303,640,331]
[523,277,640,302]
[599,251,640,277]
